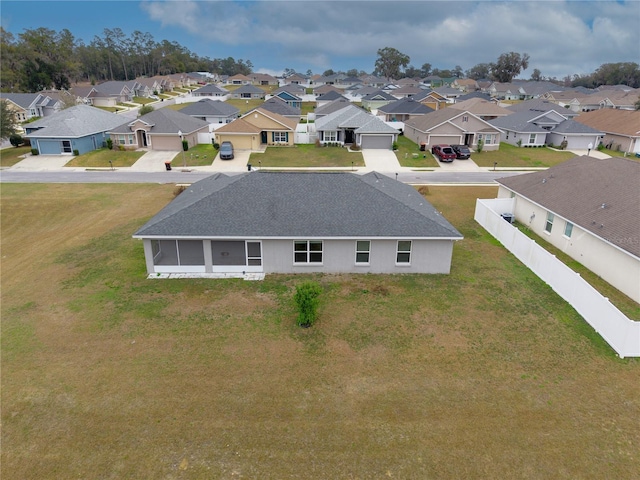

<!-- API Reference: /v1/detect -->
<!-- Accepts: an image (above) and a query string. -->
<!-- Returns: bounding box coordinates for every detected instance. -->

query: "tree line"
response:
[0,27,253,93]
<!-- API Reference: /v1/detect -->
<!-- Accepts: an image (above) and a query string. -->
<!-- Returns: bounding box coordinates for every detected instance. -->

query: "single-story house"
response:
[258,97,301,120]
[2,93,61,122]
[404,109,501,151]
[574,109,640,155]
[133,171,463,275]
[191,84,229,97]
[226,74,252,85]
[377,97,434,122]
[214,108,297,149]
[24,105,125,155]
[494,156,640,303]
[249,73,279,86]
[312,84,342,96]
[273,90,302,108]
[230,84,265,99]
[411,89,450,111]
[178,99,240,124]
[314,98,352,118]
[316,90,347,108]
[361,90,397,111]
[448,97,512,121]
[109,108,209,151]
[390,86,424,99]
[315,104,400,149]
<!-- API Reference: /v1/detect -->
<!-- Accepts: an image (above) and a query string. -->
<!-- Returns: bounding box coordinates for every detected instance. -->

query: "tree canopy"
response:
[490,51,530,83]
[374,47,410,80]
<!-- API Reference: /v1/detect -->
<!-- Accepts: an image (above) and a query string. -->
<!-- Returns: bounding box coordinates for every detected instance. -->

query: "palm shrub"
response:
[294,281,322,327]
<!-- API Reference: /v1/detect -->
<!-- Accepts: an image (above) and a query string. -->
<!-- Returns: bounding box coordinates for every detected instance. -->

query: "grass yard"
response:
[65,148,145,168]
[473,142,576,168]
[395,135,439,168]
[225,97,265,114]
[250,144,365,168]
[0,146,32,167]
[1,183,639,479]
[599,147,640,161]
[301,101,315,116]
[170,143,217,166]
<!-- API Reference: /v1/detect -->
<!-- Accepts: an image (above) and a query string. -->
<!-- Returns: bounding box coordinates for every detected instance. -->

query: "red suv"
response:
[431,144,456,162]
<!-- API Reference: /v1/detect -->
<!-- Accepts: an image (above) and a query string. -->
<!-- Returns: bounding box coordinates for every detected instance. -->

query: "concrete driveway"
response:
[207,149,252,173]
[130,150,179,172]
[361,149,401,172]
[9,154,73,171]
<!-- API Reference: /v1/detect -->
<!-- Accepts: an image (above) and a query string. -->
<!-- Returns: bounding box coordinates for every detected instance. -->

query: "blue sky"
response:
[2,0,639,79]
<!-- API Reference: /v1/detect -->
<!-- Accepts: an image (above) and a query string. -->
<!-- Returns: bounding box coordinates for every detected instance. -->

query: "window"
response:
[396,241,411,264]
[62,140,72,153]
[484,134,494,145]
[273,131,288,143]
[294,240,323,264]
[118,134,134,145]
[324,131,338,142]
[545,212,554,233]
[247,241,262,266]
[355,241,370,264]
[462,115,469,122]
[529,134,536,144]
[564,221,573,238]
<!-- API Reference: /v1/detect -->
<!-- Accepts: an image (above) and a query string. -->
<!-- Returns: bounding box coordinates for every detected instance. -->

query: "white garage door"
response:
[360,135,392,149]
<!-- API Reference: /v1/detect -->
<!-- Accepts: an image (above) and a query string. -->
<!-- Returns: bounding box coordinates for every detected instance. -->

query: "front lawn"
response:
[395,136,439,168]
[133,96,155,105]
[301,101,315,116]
[473,142,575,168]
[226,98,265,114]
[170,143,217,166]
[250,144,365,168]
[599,147,640,161]
[65,148,145,168]
[0,146,32,167]
[1,183,638,479]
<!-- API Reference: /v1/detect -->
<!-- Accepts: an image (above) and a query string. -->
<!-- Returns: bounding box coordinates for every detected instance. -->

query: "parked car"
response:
[451,144,471,159]
[219,141,234,160]
[431,144,456,162]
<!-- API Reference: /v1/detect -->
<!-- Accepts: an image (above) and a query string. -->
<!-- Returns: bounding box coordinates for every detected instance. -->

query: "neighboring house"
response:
[93,80,134,104]
[315,104,400,149]
[412,89,449,111]
[391,86,424,99]
[230,84,265,99]
[227,74,252,85]
[314,98,352,118]
[312,84,342,96]
[359,75,387,88]
[422,76,444,88]
[273,90,302,108]
[377,97,434,122]
[178,99,240,124]
[274,84,307,96]
[284,73,309,85]
[574,109,640,155]
[109,108,209,151]
[404,109,501,151]
[507,99,580,119]
[452,78,479,92]
[489,108,602,149]
[1,93,54,122]
[448,97,511,121]
[249,73,279,86]
[258,97,302,120]
[214,108,297,149]
[495,156,640,303]
[191,84,229,97]
[136,76,166,95]
[432,86,463,100]
[315,90,347,108]
[361,90,397,111]
[24,105,124,155]
[133,171,463,276]
[348,86,384,99]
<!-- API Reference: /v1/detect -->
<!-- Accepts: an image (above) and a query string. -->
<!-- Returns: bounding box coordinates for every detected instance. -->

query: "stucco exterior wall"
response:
[498,186,640,303]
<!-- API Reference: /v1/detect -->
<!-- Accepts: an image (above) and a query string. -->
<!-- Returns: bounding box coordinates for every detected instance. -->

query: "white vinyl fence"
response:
[475,198,640,358]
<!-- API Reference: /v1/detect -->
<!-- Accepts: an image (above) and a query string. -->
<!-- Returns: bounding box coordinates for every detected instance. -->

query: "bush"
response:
[392,141,398,151]
[106,138,113,150]
[31,148,39,156]
[182,139,189,152]
[477,138,484,153]
[9,133,23,147]
[73,149,79,156]
[516,139,522,148]
[294,281,322,328]
[139,104,154,116]
[315,138,321,148]
[350,144,361,151]
[212,141,220,149]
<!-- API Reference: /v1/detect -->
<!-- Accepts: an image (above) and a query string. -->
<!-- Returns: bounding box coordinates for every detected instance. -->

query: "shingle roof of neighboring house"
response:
[258,97,301,116]
[314,98,352,116]
[134,171,463,239]
[25,105,124,137]
[111,108,209,134]
[274,84,306,95]
[216,108,297,134]
[233,84,265,95]
[392,86,424,96]
[192,84,229,95]
[449,98,511,117]
[549,119,602,134]
[1,93,43,108]
[316,90,347,102]
[405,108,499,133]
[432,86,461,96]
[574,109,640,137]
[315,104,399,134]
[378,97,434,115]
[455,91,493,102]
[488,110,567,133]
[496,156,640,258]
[93,81,130,95]
[312,84,341,95]
[411,89,446,102]
[507,99,575,116]
[362,90,397,101]
[179,99,239,117]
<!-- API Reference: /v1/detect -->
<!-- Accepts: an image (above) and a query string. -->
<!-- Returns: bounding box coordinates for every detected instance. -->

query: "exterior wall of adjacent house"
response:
[547,132,601,149]
[140,237,456,275]
[214,133,258,150]
[498,186,640,303]
[405,116,500,151]
[599,133,639,154]
[91,97,118,108]
[30,133,106,155]
[500,130,546,147]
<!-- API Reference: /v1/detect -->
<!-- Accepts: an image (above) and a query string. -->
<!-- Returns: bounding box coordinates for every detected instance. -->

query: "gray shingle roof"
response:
[192,84,229,95]
[179,99,239,117]
[378,98,434,115]
[497,156,640,258]
[315,104,398,133]
[551,119,602,134]
[111,108,209,134]
[233,84,265,94]
[25,105,124,138]
[134,172,462,239]
[258,97,301,116]
[317,90,346,101]
[488,110,560,133]
[1,93,42,108]
[362,90,397,101]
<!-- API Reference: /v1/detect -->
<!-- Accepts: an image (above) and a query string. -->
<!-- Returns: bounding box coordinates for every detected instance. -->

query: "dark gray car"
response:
[220,141,234,160]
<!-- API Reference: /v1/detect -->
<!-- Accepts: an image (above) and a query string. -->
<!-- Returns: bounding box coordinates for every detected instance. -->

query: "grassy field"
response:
[1,184,638,479]
[65,148,145,168]
[250,144,365,168]
[225,98,265,114]
[473,143,575,168]
[170,143,218,166]
[0,146,32,167]
[395,135,439,168]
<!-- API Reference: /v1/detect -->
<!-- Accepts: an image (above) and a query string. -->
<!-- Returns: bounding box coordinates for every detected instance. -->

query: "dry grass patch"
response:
[2,183,639,479]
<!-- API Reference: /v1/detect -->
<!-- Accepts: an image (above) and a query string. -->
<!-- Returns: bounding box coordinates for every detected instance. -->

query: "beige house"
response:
[404,109,501,151]
[574,109,640,155]
[214,108,297,150]
[496,156,640,303]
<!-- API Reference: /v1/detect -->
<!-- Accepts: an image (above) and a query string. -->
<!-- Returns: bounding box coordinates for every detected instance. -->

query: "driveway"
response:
[9,154,73,171]
[130,150,180,172]
[433,155,483,172]
[361,149,401,172]
[207,149,252,173]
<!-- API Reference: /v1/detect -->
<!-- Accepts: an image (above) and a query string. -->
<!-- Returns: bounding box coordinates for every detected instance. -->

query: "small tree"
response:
[294,282,322,328]
[138,104,154,116]
[106,138,113,150]
[182,139,189,152]
[9,133,23,147]
[477,138,484,153]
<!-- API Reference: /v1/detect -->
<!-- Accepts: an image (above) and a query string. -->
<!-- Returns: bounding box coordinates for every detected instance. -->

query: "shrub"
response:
[73,149,79,156]
[9,133,23,147]
[118,145,125,151]
[516,139,522,148]
[477,138,484,153]
[315,138,321,148]
[173,185,187,197]
[139,105,154,116]
[350,144,361,151]
[294,281,322,328]
[392,141,399,151]
[31,148,39,155]
[212,141,220,149]
[106,138,113,150]
[182,140,189,152]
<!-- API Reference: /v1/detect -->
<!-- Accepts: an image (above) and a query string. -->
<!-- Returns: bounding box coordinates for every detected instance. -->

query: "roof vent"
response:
[542,178,547,183]
[601,203,607,209]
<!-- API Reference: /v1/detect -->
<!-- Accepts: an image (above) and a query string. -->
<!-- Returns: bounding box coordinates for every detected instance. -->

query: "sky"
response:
[2,0,639,79]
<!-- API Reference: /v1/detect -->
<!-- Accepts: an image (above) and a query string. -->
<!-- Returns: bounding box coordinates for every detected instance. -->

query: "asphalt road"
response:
[0,170,523,184]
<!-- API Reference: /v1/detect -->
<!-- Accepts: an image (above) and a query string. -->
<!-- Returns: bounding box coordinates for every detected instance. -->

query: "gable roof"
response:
[233,84,265,94]
[192,84,229,95]
[497,156,640,258]
[179,99,239,117]
[315,104,399,134]
[574,109,640,137]
[258,96,301,116]
[378,97,434,115]
[217,108,298,133]
[314,98,352,116]
[405,108,499,133]
[25,105,124,138]
[362,90,397,101]
[274,84,306,95]
[134,171,463,239]
[1,93,45,109]
[111,108,209,134]
[449,98,511,117]
[316,90,347,101]
[488,109,569,133]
